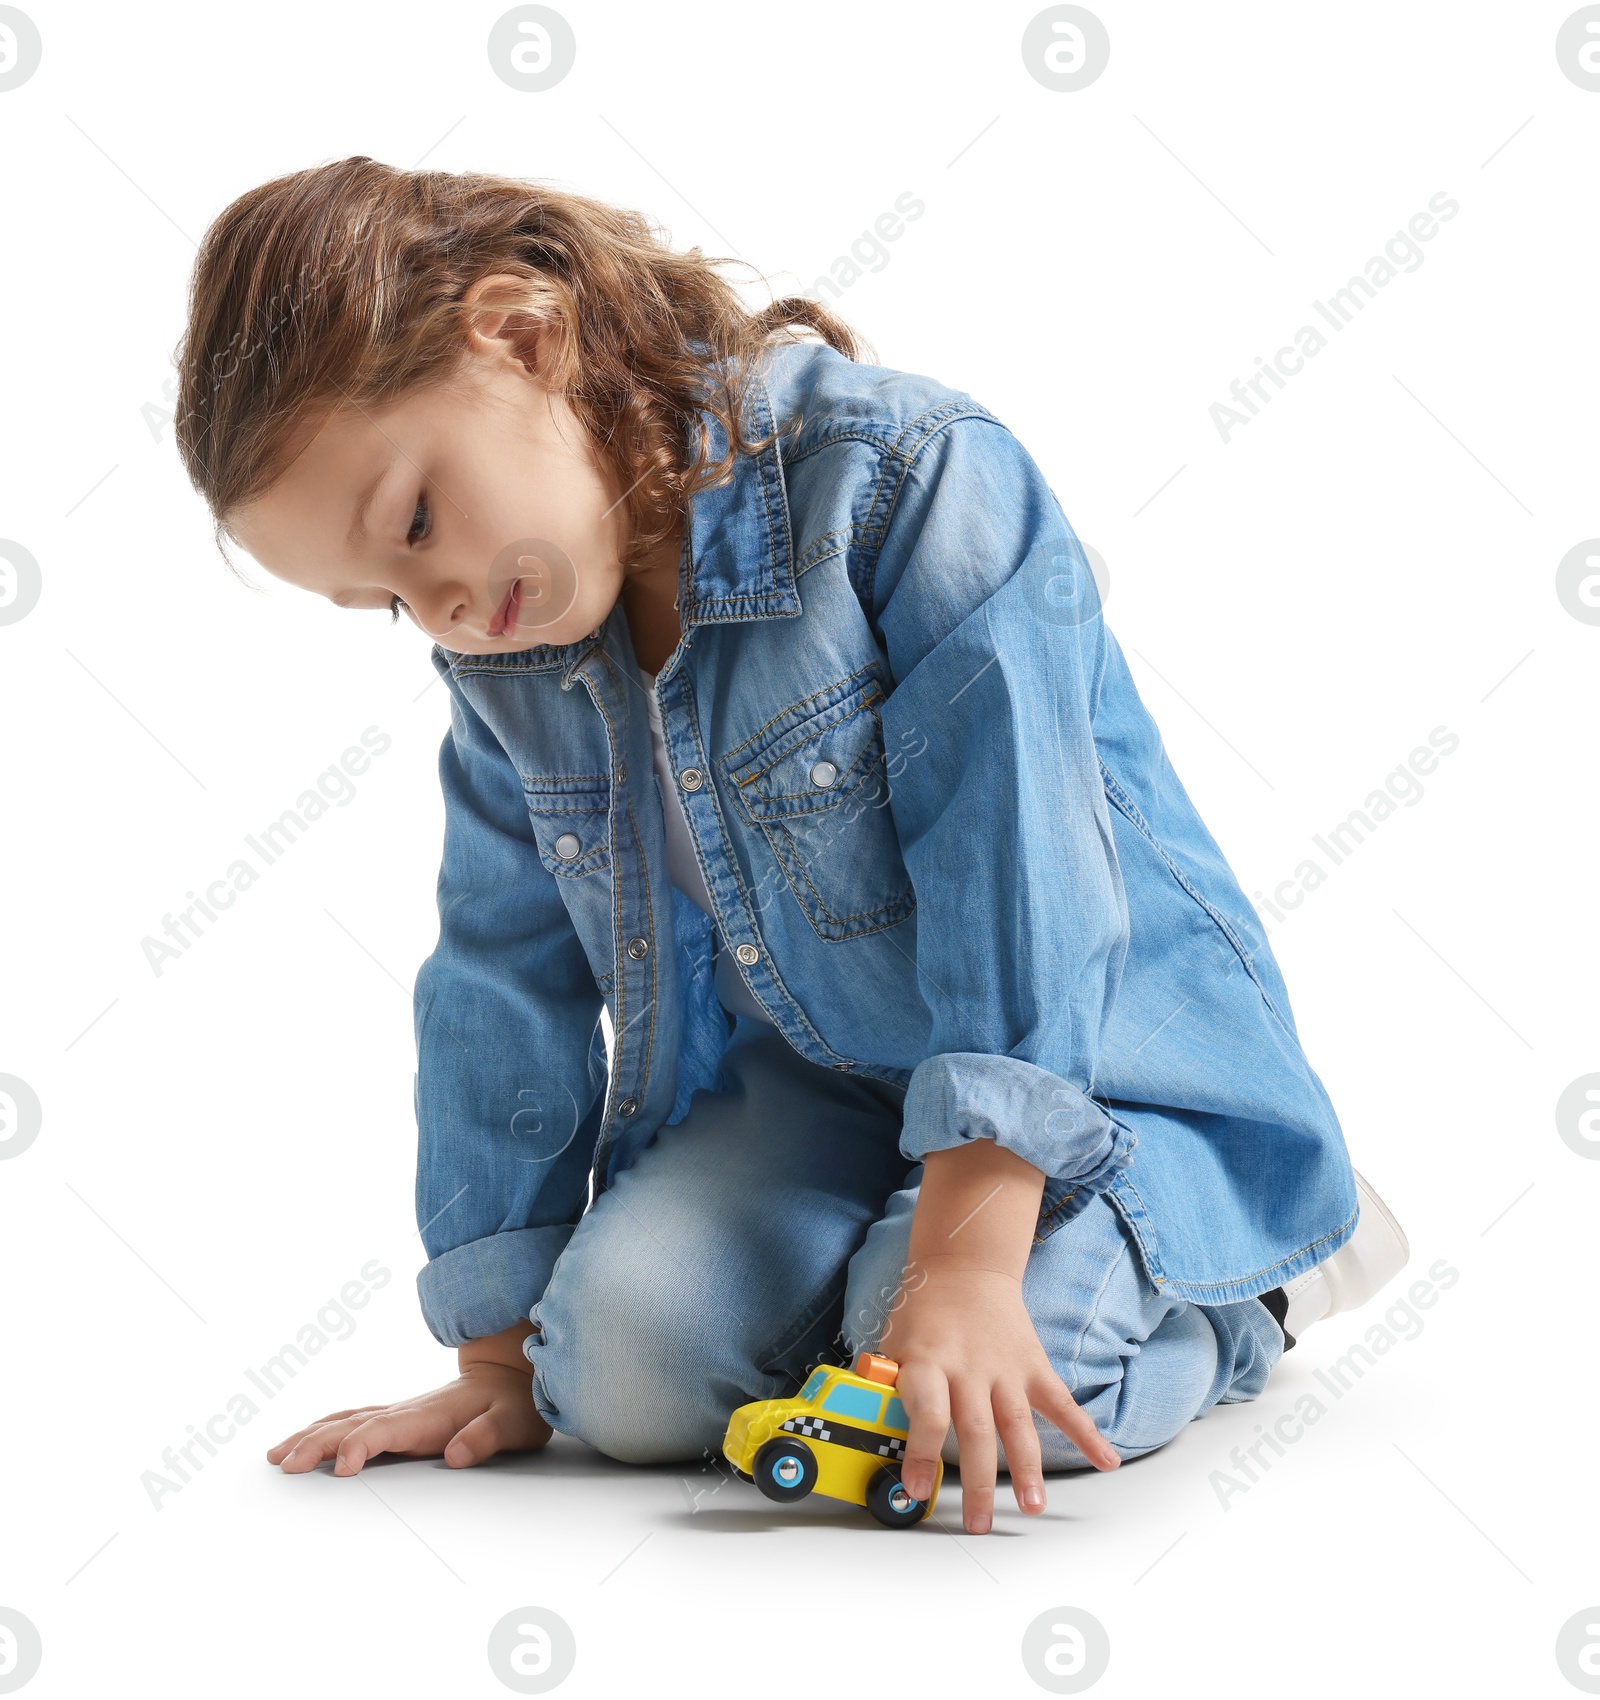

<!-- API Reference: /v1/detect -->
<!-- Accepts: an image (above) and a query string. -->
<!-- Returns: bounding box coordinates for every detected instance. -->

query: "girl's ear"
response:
[460,273,548,377]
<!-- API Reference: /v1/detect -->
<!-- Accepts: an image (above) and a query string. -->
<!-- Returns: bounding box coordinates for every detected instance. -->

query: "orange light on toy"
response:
[853,1351,900,1386]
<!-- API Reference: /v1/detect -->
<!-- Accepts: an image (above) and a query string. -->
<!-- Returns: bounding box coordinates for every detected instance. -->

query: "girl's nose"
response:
[409,585,470,638]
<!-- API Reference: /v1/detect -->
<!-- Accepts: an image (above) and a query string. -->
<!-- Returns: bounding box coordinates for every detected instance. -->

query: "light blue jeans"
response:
[526,1018,1282,1468]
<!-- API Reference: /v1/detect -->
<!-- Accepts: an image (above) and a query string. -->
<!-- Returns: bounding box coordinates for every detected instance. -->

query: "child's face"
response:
[228,317,638,655]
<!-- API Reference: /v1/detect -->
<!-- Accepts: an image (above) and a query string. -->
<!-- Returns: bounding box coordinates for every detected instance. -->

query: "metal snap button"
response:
[554,832,582,860]
[617,1096,638,1117]
[734,943,760,966]
[680,767,704,791]
[810,759,838,788]
[626,936,649,959]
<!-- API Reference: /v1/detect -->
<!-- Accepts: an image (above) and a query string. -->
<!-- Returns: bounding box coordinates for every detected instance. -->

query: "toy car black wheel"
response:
[752,1437,817,1503]
[866,1465,931,1528]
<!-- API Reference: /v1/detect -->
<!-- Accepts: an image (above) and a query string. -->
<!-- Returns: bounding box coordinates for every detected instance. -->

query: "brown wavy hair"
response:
[173,155,868,571]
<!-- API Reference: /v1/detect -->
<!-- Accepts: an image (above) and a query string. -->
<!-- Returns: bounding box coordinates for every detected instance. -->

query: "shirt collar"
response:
[676,358,802,629]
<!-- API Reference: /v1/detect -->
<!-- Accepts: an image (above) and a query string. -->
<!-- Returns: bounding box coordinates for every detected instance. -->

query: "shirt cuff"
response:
[416,1225,577,1347]
[899,1051,1134,1189]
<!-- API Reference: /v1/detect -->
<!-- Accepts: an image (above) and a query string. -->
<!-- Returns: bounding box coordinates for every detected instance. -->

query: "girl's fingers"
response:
[896,1365,950,1503]
[332,1411,433,1476]
[993,1387,1047,1514]
[266,1407,385,1463]
[442,1410,504,1469]
[275,1416,373,1473]
[951,1388,998,1534]
[1031,1371,1120,1471]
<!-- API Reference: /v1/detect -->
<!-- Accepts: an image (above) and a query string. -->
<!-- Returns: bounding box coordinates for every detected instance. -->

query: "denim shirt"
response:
[413,340,1359,1346]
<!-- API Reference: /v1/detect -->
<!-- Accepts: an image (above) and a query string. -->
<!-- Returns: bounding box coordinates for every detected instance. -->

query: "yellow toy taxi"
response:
[722,1351,942,1528]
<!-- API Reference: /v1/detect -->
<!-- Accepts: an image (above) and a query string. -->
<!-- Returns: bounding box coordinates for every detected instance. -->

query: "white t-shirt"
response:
[641,671,774,1028]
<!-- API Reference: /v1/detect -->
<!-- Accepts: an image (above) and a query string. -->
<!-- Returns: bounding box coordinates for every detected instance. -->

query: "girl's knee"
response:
[527,1243,733,1465]
[998,1303,1224,1472]
[1084,1303,1222,1454]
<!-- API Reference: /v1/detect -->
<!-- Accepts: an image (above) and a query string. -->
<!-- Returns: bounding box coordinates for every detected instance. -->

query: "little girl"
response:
[175,156,1406,1535]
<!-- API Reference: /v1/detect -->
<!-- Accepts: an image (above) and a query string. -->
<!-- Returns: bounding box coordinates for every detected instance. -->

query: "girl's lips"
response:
[488,577,522,638]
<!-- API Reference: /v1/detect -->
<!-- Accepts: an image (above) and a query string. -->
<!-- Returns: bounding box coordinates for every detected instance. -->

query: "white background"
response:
[2,2,1597,1695]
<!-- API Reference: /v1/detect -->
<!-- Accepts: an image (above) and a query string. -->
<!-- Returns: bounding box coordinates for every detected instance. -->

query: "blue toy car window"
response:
[799,1368,829,1401]
[882,1396,909,1432]
[823,1384,885,1422]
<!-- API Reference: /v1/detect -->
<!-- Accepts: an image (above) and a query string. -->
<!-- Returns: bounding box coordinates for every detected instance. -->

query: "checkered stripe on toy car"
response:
[784,1414,833,1441]
[781,1415,907,1461]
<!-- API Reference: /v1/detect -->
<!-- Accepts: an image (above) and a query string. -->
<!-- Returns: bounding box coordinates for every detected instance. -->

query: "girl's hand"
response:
[890,1256,1120,1533]
[267,1320,551,1475]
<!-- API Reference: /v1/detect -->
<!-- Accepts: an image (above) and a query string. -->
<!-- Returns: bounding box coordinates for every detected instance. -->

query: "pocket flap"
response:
[723,667,888,821]
[522,777,611,873]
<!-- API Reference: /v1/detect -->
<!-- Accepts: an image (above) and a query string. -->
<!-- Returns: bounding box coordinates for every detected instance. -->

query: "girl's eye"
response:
[389,594,407,624]
[407,490,432,546]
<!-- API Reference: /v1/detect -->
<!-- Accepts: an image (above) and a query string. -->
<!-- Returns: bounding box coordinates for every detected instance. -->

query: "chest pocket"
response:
[521,777,611,878]
[720,665,915,942]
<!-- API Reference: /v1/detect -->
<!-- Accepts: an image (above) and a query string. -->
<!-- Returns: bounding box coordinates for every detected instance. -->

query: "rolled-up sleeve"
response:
[413,657,606,1346]
[869,412,1134,1189]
